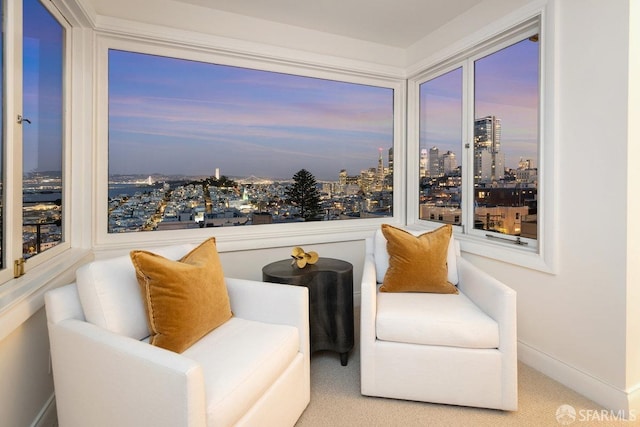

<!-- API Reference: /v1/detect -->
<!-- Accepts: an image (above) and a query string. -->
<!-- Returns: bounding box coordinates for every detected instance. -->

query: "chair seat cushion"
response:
[375,286,499,349]
[182,317,300,427]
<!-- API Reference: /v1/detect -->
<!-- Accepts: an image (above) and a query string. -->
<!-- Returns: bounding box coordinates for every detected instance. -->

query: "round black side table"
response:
[262,257,354,366]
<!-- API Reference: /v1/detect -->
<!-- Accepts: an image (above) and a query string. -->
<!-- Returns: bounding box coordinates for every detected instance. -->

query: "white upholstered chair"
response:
[45,243,310,427]
[360,228,518,410]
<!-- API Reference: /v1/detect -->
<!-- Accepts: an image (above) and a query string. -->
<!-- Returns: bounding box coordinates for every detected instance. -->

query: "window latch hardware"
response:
[485,234,528,246]
[14,258,26,278]
[17,114,31,124]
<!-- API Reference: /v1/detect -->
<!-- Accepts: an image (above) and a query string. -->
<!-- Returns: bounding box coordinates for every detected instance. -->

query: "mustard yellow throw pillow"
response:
[380,224,458,294]
[130,237,232,353]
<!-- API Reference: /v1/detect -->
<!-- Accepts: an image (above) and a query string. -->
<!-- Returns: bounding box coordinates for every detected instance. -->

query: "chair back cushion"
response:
[76,243,196,340]
[373,226,459,285]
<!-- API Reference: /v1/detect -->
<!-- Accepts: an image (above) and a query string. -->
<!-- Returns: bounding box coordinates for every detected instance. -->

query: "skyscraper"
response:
[429,146,440,177]
[474,115,502,183]
[442,151,457,174]
[377,148,384,181]
[419,148,428,178]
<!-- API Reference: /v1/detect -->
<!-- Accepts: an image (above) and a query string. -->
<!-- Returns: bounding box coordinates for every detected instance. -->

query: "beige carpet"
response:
[296,311,629,427]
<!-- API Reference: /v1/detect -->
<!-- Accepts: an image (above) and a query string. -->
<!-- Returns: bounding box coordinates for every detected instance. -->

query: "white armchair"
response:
[360,228,518,410]
[45,243,310,427]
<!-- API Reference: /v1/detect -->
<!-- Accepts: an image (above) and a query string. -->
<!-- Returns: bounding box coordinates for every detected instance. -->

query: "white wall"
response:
[626,0,640,402]
[0,309,54,427]
[0,260,82,427]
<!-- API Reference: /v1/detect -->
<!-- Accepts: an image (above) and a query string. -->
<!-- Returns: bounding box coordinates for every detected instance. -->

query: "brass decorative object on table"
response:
[290,247,319,268]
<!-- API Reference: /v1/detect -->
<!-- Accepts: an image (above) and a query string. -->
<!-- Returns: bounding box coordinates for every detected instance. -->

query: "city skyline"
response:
[419,36,539,170]
[108,50,394,181]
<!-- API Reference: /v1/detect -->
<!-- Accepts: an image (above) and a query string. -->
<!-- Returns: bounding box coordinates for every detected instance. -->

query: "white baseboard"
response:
[32,394,57,427]
[518,341,639,418]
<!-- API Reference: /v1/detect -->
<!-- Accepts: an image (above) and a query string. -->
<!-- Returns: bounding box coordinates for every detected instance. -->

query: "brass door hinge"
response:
[14,258,26,278]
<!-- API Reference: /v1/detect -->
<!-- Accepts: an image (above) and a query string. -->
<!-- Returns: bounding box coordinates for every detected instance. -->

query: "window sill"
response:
[93,218,400,256]
[0,248,92,341]
[457,233,554,274]
[405,224,555,274]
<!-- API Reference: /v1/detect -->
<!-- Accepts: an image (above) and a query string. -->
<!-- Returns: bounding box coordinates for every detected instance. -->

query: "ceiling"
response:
[169,0,484,48]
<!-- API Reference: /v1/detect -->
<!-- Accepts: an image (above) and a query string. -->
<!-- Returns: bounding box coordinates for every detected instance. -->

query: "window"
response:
[418,67,463,227]
[0,0,68,284]
[413,19,541,252]
[22,0,64,258]
[105,49,394,234]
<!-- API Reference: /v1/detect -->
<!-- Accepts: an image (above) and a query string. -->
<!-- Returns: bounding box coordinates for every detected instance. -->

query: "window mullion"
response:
[462,59,474,236]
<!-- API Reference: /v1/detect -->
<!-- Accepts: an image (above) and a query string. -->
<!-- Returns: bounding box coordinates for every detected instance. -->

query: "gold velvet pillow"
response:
[130,237,232,353]
[380,224,458,294]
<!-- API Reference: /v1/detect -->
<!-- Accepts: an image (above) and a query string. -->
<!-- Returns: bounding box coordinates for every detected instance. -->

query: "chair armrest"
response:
[457,256,518,410]
[225,277,310,356]
[456,256,517,351]
[359,253,378,345]
[359,252,379,394]
[456,257,516,319]
[49,319,206,427]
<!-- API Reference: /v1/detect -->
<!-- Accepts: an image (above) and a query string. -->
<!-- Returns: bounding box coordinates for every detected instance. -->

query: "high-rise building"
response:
[419,148,428,178]
[377,148,384,181]
[442,151,457,174]
[374,149,385,191]
[385,146,394,190]
[474,115,502,183]
[339,169,347,186]
[429,146,440,177]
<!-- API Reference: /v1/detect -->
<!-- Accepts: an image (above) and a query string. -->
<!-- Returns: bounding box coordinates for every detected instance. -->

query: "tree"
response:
[285,169,322,221]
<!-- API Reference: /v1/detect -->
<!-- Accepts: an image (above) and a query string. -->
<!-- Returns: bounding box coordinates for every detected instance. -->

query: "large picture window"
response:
[107,50,394,233]
[416,23,540,249]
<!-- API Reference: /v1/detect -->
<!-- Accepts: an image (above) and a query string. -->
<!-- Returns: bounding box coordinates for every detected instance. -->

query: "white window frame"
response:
[93,34,406,254]
[0,0,92,342]
[407,8,557,273]
[0,0,73,285]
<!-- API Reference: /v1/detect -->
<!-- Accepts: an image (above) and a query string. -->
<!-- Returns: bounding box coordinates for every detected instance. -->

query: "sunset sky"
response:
[22,0,64,175]
[420,36,540,170]
[108,51,394,181]
[108,35,538,181]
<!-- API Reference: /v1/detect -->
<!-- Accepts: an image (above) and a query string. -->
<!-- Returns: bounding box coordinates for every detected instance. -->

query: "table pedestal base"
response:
[262,258,354,366]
